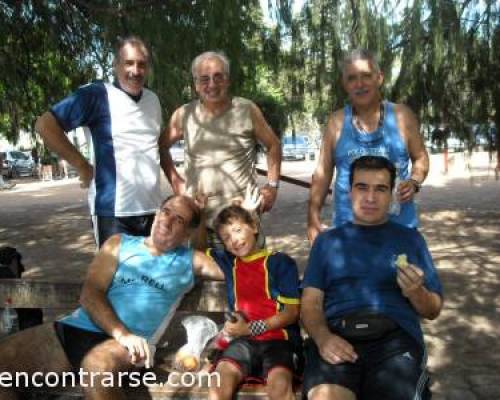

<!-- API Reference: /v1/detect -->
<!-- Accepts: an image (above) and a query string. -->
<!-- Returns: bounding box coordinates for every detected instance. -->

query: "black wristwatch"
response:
[409,179,421,193]
[266,180,279,189]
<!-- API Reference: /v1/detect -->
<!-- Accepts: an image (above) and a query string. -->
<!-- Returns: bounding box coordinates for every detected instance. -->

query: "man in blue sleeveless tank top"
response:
[0,195,224,399]
[301,156,443,400]
[308,49,429,243]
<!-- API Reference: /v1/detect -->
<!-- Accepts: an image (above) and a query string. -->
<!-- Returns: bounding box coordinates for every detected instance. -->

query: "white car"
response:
[0,151,35,178]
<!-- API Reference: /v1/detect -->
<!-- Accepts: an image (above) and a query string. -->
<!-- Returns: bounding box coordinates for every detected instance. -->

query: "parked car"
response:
[0,153,8,178]
[282,136,312,161]
[0,151,35,178]
[170,140,185,166]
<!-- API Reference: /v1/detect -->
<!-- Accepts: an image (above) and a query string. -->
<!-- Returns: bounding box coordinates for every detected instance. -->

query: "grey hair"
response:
[191,51,230,79]
[114,36,150,65]
[341,49,380,77]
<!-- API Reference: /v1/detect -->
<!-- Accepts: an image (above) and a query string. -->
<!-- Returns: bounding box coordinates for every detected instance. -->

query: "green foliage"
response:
[0,0,498,156]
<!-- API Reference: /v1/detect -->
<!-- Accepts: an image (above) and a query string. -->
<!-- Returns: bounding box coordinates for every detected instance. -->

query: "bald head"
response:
[161,195,201,229]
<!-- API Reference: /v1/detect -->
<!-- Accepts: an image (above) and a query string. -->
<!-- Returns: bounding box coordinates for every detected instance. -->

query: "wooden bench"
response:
[0,279,301,399]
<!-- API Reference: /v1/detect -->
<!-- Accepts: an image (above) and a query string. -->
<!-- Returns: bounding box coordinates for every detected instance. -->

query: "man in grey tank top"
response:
[307,49,429,243]
[161,51,281,247]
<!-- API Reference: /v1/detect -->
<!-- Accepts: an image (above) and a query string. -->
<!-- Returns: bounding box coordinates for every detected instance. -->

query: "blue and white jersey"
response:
[51,81,163,217]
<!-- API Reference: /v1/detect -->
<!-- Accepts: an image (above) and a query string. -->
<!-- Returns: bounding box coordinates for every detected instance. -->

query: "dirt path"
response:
[0,152,499,399]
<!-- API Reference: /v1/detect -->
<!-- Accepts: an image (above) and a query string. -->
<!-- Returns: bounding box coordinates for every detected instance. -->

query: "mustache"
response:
[127,74,144,81]
[354,88,369,95]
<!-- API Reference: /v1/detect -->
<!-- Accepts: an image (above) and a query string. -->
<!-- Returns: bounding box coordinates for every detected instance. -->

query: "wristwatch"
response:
[409,179,421,193]
[266,180,279,189]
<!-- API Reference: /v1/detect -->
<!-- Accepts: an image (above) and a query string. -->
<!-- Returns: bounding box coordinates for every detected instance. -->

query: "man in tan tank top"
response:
[161,51,281,246]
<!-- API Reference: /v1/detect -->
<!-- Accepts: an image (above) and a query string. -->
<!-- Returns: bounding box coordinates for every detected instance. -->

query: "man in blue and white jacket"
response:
[36,36,165,247]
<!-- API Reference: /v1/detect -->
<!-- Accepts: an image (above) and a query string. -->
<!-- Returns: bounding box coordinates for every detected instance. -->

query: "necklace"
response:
[353,102,385,135]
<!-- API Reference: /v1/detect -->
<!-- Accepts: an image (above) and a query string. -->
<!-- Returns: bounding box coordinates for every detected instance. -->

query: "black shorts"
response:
[54,321,111,369]
[92,214,155,248]
[302,328,431,400]
[214,338,298,382]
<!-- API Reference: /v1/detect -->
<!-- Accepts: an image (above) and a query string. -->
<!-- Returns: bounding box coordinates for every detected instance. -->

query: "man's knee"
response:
[80,344,128,374]
[266,367,293,399]
[0,323,70,373]
[307,384,356,400]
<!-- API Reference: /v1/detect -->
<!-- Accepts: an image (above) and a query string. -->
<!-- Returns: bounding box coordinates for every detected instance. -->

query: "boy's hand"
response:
[223,313,251,337]
[232,184,262,212]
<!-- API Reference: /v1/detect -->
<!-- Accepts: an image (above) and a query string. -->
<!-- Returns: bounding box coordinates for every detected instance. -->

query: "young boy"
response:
[207,205,302,400]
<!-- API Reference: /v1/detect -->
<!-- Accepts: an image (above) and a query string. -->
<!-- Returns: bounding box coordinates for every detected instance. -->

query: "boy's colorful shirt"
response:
[208,248,301,343]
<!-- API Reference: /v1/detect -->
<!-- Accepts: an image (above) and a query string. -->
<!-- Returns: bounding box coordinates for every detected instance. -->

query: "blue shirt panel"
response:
[60,235,194,339]
[334,102,418,227]
[50,82,116,214]
[302,222,442,346]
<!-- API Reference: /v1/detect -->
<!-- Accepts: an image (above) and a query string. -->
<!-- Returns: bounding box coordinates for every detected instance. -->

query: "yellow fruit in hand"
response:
[175,351,199,371]
[396,254,409,268]
[181,355,199,371]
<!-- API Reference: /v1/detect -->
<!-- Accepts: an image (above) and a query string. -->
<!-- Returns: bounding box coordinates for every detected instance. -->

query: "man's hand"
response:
[397,180,418,203]
[397,263,425,297]
[194,192,208,210]
[78,163,94,189]
[223,313,251,338]
[115,333,154,368]
[259,185,277,213]
[307,222,329,244]
[316,333,358,365]
[171,175,186,196]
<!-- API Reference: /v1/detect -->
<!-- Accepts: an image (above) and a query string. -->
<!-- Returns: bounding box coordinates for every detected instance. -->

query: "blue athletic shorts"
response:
[302,328,431,399]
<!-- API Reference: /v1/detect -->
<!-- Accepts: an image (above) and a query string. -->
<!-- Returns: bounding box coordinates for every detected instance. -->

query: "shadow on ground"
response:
[0,185,93,280]
[265,176,500,399]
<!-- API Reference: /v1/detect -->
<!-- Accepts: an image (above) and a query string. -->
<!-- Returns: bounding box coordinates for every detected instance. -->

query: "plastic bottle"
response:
[1,298,19,336]
[213,312,238,351]
[389,162,401,216]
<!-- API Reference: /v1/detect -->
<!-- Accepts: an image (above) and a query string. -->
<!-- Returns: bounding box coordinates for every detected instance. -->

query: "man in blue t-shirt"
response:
[35,36,167,247]
[0,195,224,399]
[301,156,443,400]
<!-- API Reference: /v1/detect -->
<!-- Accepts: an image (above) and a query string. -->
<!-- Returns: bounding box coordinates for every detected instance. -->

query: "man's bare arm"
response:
[251,103,281,213]
[395,104,429,202]
[301,288,333,345]
[159,107,186,195]
[79,235,128,339]
[35,112,93,188]
[79,235,153,366]
[192,250,225,280]
[301,287,357,364]
[307,112,340,243]
[397,264,443,320]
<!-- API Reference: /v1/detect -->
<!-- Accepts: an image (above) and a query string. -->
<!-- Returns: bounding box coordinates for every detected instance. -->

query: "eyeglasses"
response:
[195,73,227,86]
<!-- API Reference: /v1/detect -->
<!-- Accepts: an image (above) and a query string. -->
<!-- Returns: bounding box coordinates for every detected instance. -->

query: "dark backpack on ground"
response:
[0,246,43,330]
